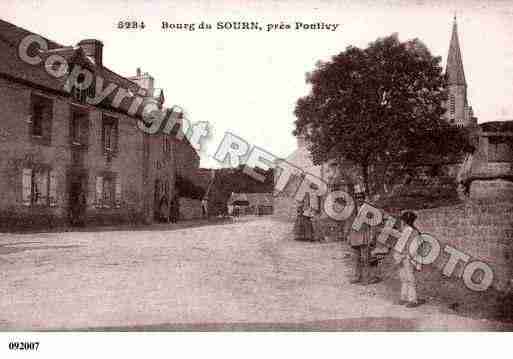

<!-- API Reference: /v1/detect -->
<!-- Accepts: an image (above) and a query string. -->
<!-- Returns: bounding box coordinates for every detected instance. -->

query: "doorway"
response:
[69,172,87,226]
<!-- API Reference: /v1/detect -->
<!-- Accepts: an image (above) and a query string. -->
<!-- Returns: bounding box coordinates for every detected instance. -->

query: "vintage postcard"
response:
[0,0,512,355]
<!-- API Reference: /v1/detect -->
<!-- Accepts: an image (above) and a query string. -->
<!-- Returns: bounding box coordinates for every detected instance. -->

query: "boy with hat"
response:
[348,187,380,285]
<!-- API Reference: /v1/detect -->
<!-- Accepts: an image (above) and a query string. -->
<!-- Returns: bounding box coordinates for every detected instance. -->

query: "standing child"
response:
[393,211,424,308]
[348,190,380,284]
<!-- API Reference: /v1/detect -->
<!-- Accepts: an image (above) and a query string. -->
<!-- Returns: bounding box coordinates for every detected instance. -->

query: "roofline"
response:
[0,17,63,48]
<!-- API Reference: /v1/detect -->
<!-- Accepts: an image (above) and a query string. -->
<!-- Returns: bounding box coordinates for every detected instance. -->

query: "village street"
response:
[0,218,510,331]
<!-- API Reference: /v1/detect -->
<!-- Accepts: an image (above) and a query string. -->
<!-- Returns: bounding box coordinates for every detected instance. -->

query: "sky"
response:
[1,0,512,168]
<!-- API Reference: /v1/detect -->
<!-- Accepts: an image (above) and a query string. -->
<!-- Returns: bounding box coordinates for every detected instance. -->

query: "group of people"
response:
[294,189,424,308]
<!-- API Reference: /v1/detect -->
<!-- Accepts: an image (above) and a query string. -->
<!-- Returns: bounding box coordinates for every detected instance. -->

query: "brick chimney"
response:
[78,39,103,66]
[129,68,155,94]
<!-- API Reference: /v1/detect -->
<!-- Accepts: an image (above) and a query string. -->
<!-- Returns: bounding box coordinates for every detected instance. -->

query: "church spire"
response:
[446,15,466,86]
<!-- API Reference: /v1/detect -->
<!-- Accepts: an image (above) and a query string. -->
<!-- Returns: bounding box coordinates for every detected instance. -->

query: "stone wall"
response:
[470,179,513,201]
[406,202,513,317]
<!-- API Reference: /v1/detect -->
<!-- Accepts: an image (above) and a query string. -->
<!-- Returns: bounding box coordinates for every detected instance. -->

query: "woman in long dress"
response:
[294,201,314,241]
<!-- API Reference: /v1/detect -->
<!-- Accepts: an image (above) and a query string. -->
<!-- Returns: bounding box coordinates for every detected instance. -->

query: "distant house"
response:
[191,166,274,217]
[228,192,273,216]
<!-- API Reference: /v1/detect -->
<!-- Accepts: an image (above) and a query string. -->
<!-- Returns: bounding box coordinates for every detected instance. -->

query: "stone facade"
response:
[411,203,513,315]
[0,19,204,229]
[124,68,204,222]
[0,76,147,228]
[173,137,203,220]
[459,121,513,202]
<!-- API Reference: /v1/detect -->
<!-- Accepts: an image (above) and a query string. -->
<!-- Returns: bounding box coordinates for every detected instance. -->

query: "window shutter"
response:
[101,120,106,152]
[49,170,57,207]
[115,176,122,207]
[95,176,103,207]
[36,170,48,205]
[113,121,119,154]
[22,168,32,206]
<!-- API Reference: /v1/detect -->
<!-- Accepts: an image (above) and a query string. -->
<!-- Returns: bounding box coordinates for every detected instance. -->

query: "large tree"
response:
[294,34,470,197]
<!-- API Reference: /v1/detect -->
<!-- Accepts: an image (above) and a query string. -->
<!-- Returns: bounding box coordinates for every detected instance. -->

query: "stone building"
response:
[459,121,513,201]
[228,192,273,216]
[444,19,513,202]
[119,68,204,222]
[174,137,203,220]
[0,19,204,229]
[0,20,147,228]
[128,68,176,223]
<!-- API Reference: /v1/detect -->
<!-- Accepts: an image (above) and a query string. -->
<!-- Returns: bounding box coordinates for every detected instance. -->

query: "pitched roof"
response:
[0,18,148,117]
[446,16,467,86]
[0,19,67,94]
[0,18,203,154]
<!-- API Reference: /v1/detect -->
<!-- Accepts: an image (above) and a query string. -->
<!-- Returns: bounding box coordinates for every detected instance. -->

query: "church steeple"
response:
[446,15,467,86]
[444,15,476,127]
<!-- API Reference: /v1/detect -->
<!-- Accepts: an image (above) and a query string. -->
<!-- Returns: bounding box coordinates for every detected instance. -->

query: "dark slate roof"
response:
[446,17,467,86]
[0,18,202,155]
[0,19,67,94]
[0,18,146,116]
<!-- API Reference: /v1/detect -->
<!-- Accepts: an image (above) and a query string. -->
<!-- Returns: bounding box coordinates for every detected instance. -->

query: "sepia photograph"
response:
[0,0,512,356]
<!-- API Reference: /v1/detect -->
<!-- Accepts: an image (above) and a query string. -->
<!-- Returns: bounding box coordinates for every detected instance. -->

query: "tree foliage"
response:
[294,34,470,196]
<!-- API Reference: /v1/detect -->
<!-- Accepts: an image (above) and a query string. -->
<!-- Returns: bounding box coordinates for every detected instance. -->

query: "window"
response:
[449,94,456,116]
[429,164,442,177]
[154,179,161,203]
[71,73,95,103]
[102,115,118,153]
[30,94,53,143]
[95,174,121,208]
[32,104,43,136]
[21,167,57,207]
[70,108,89,145]
[163,136,171,154]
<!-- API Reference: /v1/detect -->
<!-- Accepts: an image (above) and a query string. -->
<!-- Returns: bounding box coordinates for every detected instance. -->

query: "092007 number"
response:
[8,342,39,350]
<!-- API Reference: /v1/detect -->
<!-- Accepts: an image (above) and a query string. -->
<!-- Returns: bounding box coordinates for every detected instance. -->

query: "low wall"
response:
[470,179,513,201]
[405,202,513,318]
